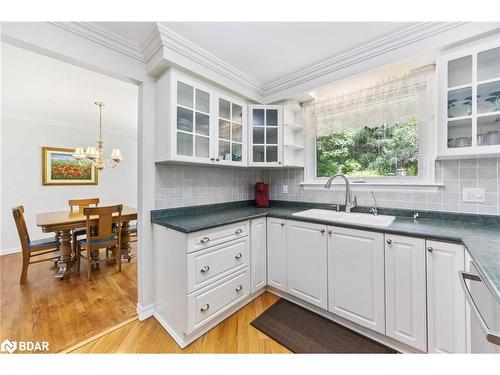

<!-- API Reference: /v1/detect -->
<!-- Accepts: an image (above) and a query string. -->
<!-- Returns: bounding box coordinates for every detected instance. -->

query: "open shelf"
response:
[284,122,304,131]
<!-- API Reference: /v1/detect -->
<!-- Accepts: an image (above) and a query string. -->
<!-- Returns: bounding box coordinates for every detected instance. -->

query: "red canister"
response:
[255,182,269,208]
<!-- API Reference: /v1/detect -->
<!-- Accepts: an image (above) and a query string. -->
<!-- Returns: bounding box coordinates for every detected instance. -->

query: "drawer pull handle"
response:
[235,253,242,260]
[327,229,332,235]
[386,239,392,244]
[200,304,210,312]
[200,266,210,273]
[280,223,285,227]
[235,228,243,235]
[200,237,210,244]
[427,246,433,252]
[320,229,325,234]
[235,285,243,292]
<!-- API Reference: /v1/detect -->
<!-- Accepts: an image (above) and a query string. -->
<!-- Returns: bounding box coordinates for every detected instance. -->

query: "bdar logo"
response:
[1,339,17,354]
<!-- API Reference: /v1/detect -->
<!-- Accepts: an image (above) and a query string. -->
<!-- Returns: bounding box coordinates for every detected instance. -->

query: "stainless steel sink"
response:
[292,209,395,227]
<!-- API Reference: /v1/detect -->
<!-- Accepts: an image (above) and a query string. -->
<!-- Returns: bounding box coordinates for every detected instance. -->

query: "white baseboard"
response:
[0,247,21,256]
[136,302,155,321]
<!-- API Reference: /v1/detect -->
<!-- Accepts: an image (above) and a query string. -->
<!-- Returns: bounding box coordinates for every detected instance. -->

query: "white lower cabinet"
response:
[426,240,467,353]
[385,234,427,351]
[286,220,328,309]
[186,269,250,334]
[328,226,386,334]
[267,218,287,291]
[250,218,267,293]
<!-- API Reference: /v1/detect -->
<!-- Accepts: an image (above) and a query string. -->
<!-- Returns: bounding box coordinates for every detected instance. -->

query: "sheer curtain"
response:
[304,66,433,134]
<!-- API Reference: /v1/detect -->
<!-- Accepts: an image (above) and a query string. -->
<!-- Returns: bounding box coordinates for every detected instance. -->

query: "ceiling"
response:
[159,22,413,84]
[93,21,414,85]
[1,42,139,134]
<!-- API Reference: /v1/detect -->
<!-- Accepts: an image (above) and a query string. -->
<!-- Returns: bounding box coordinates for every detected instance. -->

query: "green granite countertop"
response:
[151,200,500,306]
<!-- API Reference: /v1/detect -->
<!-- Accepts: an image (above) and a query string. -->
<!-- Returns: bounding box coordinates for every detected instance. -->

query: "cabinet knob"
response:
[210,158,215,161]
[280,222,285,227]
[235,228,243,235]
[235,285,243,292]
[427,246,433,252]
[234,253,242,260]
[200,236,210,244]
[216,158,220,162]
[327,229,332,235]
[200,265,210,273]
[320,229,326,234]
[200,304,210,312]
[386,239,392,244]
[278,162,281,165]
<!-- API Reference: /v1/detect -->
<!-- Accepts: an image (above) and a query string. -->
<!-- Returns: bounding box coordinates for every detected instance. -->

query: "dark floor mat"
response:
[251,298,397,353]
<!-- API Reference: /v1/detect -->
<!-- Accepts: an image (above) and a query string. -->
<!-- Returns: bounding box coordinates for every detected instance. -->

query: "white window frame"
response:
[302,67,440,191]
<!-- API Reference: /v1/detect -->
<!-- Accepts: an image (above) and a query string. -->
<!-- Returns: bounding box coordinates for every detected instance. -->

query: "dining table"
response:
[36,206,138,280]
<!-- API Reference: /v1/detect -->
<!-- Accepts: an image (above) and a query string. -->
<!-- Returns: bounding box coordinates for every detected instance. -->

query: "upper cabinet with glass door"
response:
[216,95,247,165]
[155,69,249,165]
[249,105,282,166]
[437,37,500,157]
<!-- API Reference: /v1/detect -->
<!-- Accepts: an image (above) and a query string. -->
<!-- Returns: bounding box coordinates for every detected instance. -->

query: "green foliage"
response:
[316,118,418,177]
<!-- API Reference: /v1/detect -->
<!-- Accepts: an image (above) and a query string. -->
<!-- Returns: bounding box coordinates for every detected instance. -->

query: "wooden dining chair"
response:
[76,204,122,281]
[12,206,60,284]
[69,198,99,255]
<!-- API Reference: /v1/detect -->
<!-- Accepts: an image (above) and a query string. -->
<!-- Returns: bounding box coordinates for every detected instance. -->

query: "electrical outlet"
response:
[462,187,485,203]
[282,185,288,194]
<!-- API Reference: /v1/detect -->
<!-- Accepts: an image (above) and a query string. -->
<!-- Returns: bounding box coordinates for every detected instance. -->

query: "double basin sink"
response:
[292,208,395,227]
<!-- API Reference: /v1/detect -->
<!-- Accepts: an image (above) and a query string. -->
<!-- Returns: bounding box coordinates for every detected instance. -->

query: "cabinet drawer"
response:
[187,221,249,253]
[186,269,250,334]
[187,237,249,293]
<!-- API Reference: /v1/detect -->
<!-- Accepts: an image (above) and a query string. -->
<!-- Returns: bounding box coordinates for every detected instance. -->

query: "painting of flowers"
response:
[42,147,98,185]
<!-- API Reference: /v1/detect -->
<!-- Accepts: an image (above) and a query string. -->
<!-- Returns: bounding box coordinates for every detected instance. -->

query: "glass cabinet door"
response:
[216,97,245,164]
[250,106,281,165]
[477,46,500,147]
[175,80,211,159]
[444,42,500,151]
[446,55,473,149]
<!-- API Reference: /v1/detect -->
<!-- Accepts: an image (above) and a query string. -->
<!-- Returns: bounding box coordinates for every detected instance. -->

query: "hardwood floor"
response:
[0,244,137,353]
[71,292,291,354]
[1,242,290,354]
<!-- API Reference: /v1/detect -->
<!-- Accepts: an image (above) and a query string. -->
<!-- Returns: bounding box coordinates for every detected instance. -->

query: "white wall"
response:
[1,116,137,253]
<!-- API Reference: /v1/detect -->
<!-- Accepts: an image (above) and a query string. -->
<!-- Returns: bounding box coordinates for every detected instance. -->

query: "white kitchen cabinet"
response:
[155,68,249,165]
[437,36,500,158]
[328,226,385,334]
[215,94,247,165]
[426,240,467,353]
[250,218,267,293]
[385,234,427,351]
[266,218,287,291]
[249,105,282,166]
[286,220,328,309]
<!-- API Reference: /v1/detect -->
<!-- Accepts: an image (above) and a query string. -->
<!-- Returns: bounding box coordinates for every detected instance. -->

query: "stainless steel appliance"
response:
[460,261,500,353]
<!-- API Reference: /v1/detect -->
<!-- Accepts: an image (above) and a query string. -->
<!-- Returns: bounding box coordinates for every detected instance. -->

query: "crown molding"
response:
[47,21,494,103]
[263,22,466,96]
[51,22,146,62]
[156,23,265,96]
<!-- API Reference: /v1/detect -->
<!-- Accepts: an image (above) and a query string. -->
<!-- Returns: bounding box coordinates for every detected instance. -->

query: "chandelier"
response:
[73,101,123,170]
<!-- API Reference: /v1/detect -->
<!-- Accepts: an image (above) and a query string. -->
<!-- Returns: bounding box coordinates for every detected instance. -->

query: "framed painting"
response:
[42,147,98,185]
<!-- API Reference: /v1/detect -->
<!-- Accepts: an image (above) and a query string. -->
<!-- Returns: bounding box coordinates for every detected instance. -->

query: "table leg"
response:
[54,230,73,279]
[120,221,134,262]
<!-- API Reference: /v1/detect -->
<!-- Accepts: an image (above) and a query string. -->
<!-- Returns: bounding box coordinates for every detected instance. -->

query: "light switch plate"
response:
[462,187,485,203]
[282,185,288,194]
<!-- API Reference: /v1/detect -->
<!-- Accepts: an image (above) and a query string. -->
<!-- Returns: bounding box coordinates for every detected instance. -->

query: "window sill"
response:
[300,181,444,192]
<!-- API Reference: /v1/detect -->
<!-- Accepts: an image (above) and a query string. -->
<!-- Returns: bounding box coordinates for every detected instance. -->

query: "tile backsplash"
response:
[155,157,500,215]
